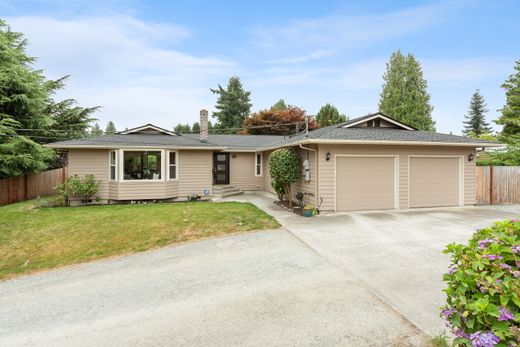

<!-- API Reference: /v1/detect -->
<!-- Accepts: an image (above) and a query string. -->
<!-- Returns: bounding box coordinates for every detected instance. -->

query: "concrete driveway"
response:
[1,194,517,346]
[0,228,426,346]
[228,193,520,336]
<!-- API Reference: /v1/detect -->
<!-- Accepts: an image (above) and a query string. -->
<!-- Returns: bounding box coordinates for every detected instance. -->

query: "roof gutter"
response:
[44,144,228,150]
[296,139,504,148]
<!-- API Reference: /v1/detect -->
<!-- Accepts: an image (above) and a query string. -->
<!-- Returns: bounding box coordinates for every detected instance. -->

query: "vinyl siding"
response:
[178,150,213,196]
[317,144,476,211]
[68,149,212,201]
[293,146,317,205]
[229,152,264,190]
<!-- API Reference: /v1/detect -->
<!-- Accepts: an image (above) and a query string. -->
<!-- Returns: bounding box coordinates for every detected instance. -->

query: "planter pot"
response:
[303,209,314,217]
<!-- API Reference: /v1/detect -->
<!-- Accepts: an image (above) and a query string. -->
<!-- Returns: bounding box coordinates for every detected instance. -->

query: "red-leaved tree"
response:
[242,106,319,135]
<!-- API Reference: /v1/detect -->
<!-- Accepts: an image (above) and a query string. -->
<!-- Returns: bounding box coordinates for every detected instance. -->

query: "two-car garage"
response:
[335,155,463,212]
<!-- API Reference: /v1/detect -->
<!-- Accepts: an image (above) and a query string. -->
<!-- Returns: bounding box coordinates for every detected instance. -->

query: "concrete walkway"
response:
[222,192,520,336]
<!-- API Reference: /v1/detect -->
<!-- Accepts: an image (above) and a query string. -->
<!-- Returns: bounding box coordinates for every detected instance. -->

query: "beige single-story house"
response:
[46,110,500,212]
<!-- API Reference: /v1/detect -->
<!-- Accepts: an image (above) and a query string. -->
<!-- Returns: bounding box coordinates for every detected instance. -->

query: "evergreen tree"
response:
[272,99,288,110]
[379,50,435,131]
[496,60,520,144]
[462,90,492,137]
[90,123,103,136]
[0,19,97,177]
[105,121,116,134]
[315,103,348,126]
[173,123,191,133]
[210,76,252,132]
[192,122,200,133]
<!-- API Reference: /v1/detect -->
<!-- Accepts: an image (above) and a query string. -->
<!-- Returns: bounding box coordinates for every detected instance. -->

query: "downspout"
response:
[299,143,319,208]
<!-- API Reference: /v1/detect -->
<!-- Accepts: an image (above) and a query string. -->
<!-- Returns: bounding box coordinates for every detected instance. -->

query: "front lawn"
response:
[0,199,280,279]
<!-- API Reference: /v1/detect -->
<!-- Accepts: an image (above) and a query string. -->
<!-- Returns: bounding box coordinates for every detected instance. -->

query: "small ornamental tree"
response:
[268,149,300,207]
[441,219,520,346]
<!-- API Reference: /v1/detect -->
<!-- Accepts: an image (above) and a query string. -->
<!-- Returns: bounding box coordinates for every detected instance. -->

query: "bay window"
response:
[168,151,178,180]
[123,151,162,180]
[109,150,117,180]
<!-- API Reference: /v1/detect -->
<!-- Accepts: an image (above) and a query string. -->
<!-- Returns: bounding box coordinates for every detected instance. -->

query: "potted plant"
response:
[302,205,316,217]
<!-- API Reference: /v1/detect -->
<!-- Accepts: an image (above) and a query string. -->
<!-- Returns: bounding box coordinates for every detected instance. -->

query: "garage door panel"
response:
[409,157,460,208]
[336,157,396,211]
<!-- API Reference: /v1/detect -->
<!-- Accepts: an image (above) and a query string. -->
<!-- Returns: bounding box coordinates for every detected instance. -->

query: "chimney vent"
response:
[200,109,208,141]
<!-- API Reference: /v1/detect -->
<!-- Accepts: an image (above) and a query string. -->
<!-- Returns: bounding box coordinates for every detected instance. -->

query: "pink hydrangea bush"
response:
[442,219,520,347]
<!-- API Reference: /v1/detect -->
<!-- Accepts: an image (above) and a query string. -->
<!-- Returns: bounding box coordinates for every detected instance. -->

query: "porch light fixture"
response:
[468,153,474,162]
[326,152,332,161]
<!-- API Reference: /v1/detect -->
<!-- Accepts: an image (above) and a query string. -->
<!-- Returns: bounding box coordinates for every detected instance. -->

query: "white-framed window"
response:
[255,152,262,177]
[109,150,117,181]
[168,150,178,180]
[122,150,162,180]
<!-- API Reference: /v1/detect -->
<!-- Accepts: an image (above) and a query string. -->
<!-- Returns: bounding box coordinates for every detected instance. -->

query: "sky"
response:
[1,0,519,134]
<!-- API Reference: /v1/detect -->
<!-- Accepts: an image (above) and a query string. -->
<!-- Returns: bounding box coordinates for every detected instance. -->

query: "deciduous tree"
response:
[242,106,319,135]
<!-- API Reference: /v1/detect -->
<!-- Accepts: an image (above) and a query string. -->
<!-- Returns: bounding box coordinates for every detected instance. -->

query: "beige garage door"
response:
[335,156,396,211]
[409,157,461,208]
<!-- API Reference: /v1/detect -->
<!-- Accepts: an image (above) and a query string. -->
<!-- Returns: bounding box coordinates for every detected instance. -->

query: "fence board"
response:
[476,166,520,205]
[0,167,68,206]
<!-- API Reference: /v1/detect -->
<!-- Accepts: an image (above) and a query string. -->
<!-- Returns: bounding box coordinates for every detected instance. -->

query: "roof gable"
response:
[119,124,178,136]
[341,112,416,130]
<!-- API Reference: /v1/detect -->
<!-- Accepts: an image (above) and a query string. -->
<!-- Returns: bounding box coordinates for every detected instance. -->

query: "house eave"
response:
[44,144,227,150]
[300,139,504,148]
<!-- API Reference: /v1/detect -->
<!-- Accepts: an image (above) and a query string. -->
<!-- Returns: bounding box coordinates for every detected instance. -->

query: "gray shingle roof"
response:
[46,115,500,150]
[183,134,284,150]
[279,127,498,146]
[46,134,224,148]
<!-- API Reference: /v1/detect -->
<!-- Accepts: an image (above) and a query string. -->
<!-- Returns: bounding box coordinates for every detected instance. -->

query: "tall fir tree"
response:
[496,60,520,144]
[379,50,435,131]
[90,123,103,136]
[462,90,492,137]
[210,76,252,133]
[191,122,200,133]
[105,121,116,134]
[315,103,347,126]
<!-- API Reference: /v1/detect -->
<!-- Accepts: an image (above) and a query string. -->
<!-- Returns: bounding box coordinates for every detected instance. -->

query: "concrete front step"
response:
[212,185,243,198]
[213,191,244,198]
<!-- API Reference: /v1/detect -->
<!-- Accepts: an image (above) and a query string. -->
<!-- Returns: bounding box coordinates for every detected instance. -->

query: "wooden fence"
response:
[476,166,520,205]
[0,167,68,206]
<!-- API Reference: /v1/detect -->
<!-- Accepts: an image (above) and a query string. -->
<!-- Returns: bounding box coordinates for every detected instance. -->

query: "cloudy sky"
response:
[1,0,518,133]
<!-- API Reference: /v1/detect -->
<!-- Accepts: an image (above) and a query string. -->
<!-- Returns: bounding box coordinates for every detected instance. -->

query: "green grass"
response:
[0,199,280,280]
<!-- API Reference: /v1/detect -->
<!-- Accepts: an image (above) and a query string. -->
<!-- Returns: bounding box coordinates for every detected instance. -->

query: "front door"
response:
[213,153,229,185]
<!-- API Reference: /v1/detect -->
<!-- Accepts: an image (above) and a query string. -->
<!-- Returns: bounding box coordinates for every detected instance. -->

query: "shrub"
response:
[268,149,300,206]
[476,159,508,167]
[55,174,100,205]
[441,219,520,346]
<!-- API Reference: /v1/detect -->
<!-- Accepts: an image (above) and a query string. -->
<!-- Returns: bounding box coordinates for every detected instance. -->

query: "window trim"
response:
[167,150,179,181]
[255,152,263,177]
[109,150,117,181]
[120,149,165,182]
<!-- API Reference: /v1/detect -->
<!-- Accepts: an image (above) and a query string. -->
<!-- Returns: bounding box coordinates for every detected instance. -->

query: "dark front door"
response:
[213,153,229,185]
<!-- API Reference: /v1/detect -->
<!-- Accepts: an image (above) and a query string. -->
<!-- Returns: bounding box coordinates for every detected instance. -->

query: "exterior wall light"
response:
[326,152,332,161]
[468,153,474,162]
